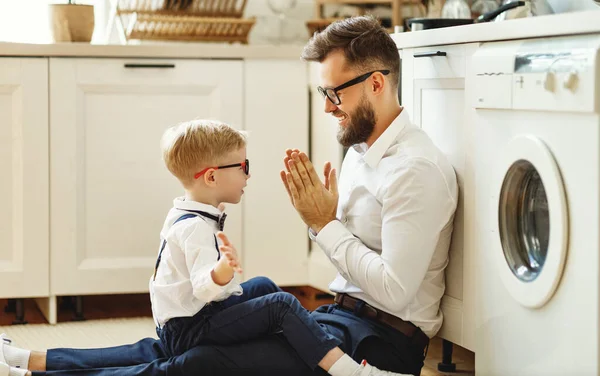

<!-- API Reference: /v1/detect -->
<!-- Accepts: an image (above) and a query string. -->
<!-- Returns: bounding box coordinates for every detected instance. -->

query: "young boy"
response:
[0,119,407,376]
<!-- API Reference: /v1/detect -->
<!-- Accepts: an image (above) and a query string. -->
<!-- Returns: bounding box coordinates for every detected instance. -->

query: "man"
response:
[6,15,457,376]
[278,15,458,375]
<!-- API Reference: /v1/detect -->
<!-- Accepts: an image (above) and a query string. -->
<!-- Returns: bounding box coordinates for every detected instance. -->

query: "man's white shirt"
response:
[312,109,458,338]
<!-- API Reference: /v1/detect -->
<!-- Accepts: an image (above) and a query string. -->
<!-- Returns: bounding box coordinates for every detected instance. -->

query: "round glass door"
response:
[499,160,550,282]
[493,135,568,309]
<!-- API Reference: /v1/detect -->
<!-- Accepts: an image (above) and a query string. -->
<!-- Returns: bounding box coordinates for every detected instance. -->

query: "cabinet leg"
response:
[35,296,57,325]
[73,296,85,321]
[437,339,457,372]
[4,299,16,313]
[59,296,73,310]
[12,299,27,325]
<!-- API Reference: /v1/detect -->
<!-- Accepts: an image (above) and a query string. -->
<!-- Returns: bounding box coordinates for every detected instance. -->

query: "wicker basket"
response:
[117,0,248,18]
[126,14,256,43]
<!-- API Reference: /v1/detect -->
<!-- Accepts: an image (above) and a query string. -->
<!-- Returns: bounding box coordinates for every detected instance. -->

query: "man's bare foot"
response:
[28,351,46,372]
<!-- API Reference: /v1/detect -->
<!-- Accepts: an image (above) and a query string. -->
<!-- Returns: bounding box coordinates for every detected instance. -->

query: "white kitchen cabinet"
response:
[49,58,244,297]
[400,43,478,351]
[0,53,313,324]
[242,59,310,286]
[0,58,49,301]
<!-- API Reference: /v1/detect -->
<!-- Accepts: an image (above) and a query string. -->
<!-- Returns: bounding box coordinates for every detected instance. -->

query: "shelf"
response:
[313,0,425,32]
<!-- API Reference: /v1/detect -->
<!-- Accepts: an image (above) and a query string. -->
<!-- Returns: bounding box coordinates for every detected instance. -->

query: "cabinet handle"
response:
[124,63,176,69]
[413,51,447,58]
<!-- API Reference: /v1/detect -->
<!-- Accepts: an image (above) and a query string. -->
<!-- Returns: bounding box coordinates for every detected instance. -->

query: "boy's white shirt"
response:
[149,197,243,328]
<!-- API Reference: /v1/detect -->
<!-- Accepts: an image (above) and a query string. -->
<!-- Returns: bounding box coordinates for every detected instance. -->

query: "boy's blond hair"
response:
[161,119,247,186]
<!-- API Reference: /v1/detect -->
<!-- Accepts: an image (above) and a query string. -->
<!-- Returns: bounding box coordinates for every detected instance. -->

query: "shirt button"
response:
[342,217,348,224]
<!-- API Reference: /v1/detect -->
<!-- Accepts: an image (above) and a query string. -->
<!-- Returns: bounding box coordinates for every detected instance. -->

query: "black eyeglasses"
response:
[195,159,249,179]
[317,70,390,106]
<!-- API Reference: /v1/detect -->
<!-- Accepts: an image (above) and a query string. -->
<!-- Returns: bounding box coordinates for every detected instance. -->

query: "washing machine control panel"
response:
[472,34,599,113]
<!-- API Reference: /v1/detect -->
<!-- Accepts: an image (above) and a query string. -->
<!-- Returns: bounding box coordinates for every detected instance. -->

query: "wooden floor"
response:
[0,287,474,375]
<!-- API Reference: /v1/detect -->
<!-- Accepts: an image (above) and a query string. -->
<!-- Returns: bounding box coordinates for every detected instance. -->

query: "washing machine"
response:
[472,34,600,375]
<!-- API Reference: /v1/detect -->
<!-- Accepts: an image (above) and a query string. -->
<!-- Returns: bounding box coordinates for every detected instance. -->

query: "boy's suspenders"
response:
[153,211,222,281]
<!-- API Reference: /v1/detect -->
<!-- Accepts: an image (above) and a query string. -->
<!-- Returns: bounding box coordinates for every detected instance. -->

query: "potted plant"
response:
[49,1,95,42]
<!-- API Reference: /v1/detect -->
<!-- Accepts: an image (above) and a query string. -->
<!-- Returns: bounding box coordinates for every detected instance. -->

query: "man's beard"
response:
[336,94,377,147]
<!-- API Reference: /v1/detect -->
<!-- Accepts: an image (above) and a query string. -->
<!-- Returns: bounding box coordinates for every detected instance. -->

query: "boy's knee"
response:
[250,276,280,292]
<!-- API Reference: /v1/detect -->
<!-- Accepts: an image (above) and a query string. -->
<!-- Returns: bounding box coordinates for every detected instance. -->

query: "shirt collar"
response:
[173,197,223,217]
[359,108,409,169]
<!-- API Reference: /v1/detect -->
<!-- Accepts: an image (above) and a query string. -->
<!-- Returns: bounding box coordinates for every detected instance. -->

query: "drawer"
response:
[412,44,466,79]
[51,57,242,87]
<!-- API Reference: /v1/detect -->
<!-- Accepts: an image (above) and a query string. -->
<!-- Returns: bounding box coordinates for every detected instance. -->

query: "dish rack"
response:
[106,0,256,44]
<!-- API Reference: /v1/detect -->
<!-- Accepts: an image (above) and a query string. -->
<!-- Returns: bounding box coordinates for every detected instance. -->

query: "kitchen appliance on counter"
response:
[406,0,524,30]
[471,0,501,18]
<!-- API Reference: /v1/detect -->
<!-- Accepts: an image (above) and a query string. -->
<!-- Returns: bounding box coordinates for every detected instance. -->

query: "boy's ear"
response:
[204,169,217,186]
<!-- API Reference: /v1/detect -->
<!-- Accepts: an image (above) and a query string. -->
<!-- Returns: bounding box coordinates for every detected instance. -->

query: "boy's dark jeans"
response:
[158,277,341,370]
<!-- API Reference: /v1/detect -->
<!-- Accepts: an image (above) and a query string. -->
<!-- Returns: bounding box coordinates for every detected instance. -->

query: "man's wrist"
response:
[310,218,336,234]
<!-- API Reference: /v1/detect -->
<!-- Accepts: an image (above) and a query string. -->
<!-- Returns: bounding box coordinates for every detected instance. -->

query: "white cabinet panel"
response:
[401,43,478,351]
[243,59,309,286]
[49,58,243,296]
[0,58,49,299]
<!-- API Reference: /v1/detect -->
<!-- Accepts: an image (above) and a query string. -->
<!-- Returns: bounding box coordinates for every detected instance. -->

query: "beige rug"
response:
[0,317,157,351]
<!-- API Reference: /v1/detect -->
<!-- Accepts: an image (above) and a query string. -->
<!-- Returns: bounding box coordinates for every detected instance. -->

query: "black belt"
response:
[334,293,430,351]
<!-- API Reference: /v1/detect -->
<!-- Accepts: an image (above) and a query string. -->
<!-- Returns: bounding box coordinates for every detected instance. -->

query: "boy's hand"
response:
[216,232,243,274]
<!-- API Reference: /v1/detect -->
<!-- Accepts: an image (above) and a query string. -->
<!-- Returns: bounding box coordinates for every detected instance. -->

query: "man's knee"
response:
[269,291,303,309]
[174,345,224,373]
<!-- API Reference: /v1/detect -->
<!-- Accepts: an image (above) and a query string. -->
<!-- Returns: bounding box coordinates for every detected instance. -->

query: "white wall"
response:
[0,0,398,46]
[4,0,596,45]
[102,0,317,45]
[244,0,315,45]
[0,0,317,45]
[97,0,600,45]
[0,0,104,44]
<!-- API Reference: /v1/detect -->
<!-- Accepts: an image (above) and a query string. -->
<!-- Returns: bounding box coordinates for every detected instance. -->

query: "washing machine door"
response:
[493,135,568,308]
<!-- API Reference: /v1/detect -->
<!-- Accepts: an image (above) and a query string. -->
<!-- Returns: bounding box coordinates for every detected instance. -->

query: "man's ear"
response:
[204,169,217,187]
[370,71,386,95]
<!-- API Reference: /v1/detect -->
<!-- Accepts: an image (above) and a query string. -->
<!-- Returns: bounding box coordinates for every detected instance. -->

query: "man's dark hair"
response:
[301,15,399,89]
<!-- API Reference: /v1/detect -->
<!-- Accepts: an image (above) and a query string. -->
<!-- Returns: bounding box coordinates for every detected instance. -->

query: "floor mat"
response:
[0,317,157,350]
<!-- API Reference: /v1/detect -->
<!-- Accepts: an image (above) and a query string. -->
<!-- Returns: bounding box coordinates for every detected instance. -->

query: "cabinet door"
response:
[243,59,310,286]
[49,58,243,296]
[414,78,467,347]
[0,58,49,298]
[402,43,478,352]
